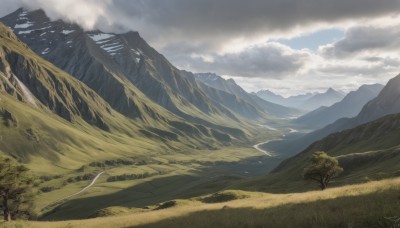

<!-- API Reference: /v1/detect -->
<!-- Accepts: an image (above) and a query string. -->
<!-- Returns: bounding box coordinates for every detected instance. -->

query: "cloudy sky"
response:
[1,0,400,96]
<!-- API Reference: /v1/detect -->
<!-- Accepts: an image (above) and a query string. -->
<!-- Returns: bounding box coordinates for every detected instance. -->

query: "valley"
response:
[0,3,399,227]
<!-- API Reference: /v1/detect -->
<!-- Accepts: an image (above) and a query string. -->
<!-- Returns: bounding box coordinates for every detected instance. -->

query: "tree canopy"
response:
[0,156,35,221]
[304,151,343,190]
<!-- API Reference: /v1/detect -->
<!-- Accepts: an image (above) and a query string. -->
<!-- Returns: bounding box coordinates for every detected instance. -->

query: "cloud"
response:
[19,0,114,30]
[1,0,399,95]
[2,0,399,48]
[175,42,312,78]
[320,24,400,58]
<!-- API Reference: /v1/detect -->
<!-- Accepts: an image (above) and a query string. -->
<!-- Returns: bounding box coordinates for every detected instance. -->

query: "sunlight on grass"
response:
[4,177,400,227]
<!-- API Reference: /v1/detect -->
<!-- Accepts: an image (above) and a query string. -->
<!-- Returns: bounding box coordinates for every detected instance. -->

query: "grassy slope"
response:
[4,177,400,227]
[234,113,400,194]
[37,145,281,220]
[0,22,287,221]
[0,93,280,218]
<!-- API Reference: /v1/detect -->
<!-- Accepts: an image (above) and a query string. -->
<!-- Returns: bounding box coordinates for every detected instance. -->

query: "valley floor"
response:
[3,177,400,228]
[35,146,282,220]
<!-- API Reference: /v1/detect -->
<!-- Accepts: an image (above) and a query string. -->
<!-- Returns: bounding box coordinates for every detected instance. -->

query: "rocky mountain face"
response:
[0,8,282,129]
[194,72,301,118]
[294,84,384,129]
[0,23,111,130]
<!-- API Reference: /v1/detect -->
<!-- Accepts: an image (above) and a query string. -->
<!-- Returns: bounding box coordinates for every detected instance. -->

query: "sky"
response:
[1,0,400,96]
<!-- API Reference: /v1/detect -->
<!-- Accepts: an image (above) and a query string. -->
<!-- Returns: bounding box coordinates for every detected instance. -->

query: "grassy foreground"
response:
[3,177,400,227]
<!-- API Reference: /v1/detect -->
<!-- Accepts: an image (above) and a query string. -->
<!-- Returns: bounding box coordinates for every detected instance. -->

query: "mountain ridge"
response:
[294,84,384,129]
[194,72,301,118]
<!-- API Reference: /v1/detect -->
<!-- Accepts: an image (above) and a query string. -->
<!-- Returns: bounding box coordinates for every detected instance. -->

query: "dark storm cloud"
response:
[5,0,398,47]
[121,0,398,31]
[83,0,400,54]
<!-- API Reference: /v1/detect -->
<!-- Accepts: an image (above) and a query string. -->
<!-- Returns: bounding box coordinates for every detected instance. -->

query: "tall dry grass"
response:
[3,177,400,228]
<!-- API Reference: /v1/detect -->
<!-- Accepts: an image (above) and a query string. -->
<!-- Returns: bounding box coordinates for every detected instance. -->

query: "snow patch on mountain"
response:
[41,48,50,55]
[18,30,33,34]
[88,33,115,42]
[61,30,74,35]
[14,22,33,29]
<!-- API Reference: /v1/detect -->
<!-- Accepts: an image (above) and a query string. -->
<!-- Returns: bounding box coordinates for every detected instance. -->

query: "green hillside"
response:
[236,112,400,193]
[0,21,284,219]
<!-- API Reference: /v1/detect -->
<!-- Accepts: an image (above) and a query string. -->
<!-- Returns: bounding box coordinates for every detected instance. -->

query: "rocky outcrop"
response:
[1,108,18,127]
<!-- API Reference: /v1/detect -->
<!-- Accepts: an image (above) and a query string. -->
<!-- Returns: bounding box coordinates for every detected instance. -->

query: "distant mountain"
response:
[294,84,384,129]
[264,112,400,191]
[254,90,314,108]
[267,74,400,157]
[255,88,345,111]
[194,72,301,118]
[311,74,400,141]
[300,88,345,111]
[194,73,248,98]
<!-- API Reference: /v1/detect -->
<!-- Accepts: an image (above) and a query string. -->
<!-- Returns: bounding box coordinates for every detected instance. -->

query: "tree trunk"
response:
[3,197,11,222]
[320,181,327,190]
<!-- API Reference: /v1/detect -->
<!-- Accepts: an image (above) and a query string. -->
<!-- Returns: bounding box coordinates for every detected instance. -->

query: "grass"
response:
[37,146,277,221]
[3,177,400,227]
[0,89,280,220]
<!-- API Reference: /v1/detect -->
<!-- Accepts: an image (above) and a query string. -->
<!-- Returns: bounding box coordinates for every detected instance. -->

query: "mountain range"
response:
[263,74,400,158]
[255,88,345,111]
[1,9,301,124]
[194,72,301,118]
[0,21,235,167]
[0,8,296,170]
[294,84,384,129]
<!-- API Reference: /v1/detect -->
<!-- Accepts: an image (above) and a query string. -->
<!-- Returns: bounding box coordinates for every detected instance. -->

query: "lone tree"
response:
[304,152,343,190]
[0,156,35,221]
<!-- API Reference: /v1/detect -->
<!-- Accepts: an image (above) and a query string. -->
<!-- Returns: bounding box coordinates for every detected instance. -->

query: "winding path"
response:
[50,171,106,205]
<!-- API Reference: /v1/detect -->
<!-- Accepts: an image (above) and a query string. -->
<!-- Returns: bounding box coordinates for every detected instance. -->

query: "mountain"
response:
[255,88,345,111]
[300,88,345,111]
[265,74,400,158]
[0,21,266,172]
[0,22,114,131]
[309,74,400,143]
[194,72,301,118]
[194,73,248,98]
[254,90,315,108]
[0,8,269,138]
[294,84,384,129]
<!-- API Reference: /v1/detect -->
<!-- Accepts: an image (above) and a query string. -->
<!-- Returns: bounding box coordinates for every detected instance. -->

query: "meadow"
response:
[3,176,400,227]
